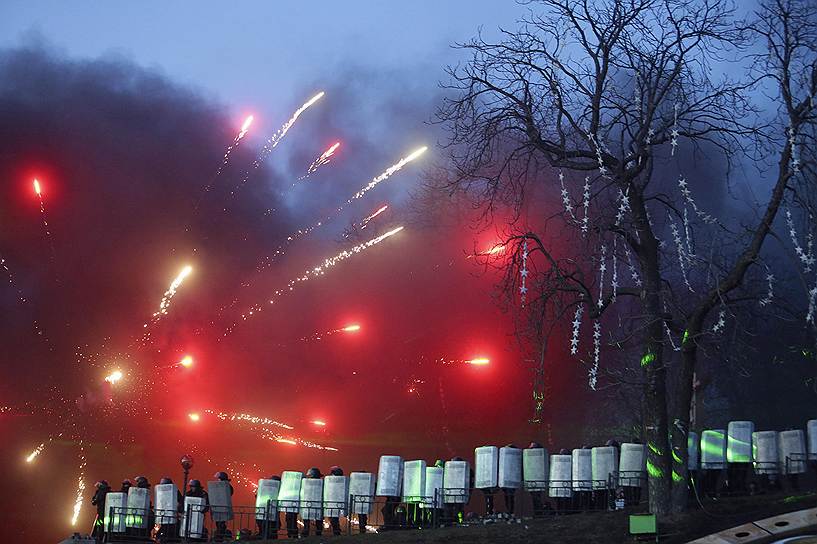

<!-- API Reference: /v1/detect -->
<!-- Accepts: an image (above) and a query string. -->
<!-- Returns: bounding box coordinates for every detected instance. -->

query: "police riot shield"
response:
[402,460,427,503]
[299,477,323,520]
[591,446,618,489]
[278,471,303,513]
[255,479,281,520]
[155,483,178,525]
[753,431,779,474]
[423,466,444,508]
[619,443,646,487]
[701,429,727,469]
[104,491,126,534]
[349,472,376,515]
[126,487,150,529]
[548,454,572,498]
[808,420,817,460]
[498,446,522,489]
[571,449,592,491]
[443,460,470,504]
[180,496,206,538]
[779,429,807,474]
[323,475,349,517]
[727,421,755,463]
[474,446,499,489]
[207,480,234,522]
[376,455,403,497]
[688,431,700,470]
[523,447,549,491]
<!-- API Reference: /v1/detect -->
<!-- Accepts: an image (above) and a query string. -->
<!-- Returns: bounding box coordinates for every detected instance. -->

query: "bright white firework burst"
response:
[148,265,193,323]
[225,226,405,335]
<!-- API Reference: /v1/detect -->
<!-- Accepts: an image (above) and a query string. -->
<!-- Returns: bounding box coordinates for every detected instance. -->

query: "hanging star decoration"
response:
[670,103,679,156]
[590,321,601,390]
[759,272,774,307]
[570,305,584,356]
[598,245,607,306]
[712,309,726,333]
[559,170,576,220]
[581,177,591,234]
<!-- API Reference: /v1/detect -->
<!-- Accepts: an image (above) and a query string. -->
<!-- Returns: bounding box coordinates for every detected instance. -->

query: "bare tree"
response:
[436,0,816,513]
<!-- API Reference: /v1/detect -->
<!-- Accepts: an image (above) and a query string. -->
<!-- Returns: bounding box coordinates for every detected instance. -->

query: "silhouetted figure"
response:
[156,477,183,542]
[256,475,281,539]
[212,471,233,541]
[527,442,547,517]
[301,467,323,537]
[90,480,110,542]
[327,466,344,536]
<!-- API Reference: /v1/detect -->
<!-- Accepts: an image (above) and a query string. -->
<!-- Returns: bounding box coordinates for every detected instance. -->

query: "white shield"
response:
[299,478,323,520]
[255,479,281,520]
[422,466,444,508]
[619,443,646,486]
[376,455,403,497]
[571,449,592,491]
[700,429,726,469]
[155,483,178,525]
[591,446,618,489]
[523,447,549,490]
[498,447,522,489]
[402,460,427,503]
[688,431,700,470]
[323,475,349,517]
[126,487,150,528]
[548,454,572,498]
[808,420,817,460]
[443,460,470,504]
[103,492,126,533]
[349,472,376,514]
[752,431,779,474]
[207,480,234,522]
[474,446,498,489]
[727,421,755,463]
[278,471,303,513]
[779,429,807,474]
[180,496,206,538]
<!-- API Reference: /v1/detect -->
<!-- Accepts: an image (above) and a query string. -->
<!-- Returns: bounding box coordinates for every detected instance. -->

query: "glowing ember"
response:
[305,141,340,176]
[342,324,361,332]
[240,115,254,135]
[312,420,326,426]
[188,412,200,422]
[104,370,123,384]
[276,438,296,445]
[360,204,388,229]
[179,355,194,368]
[148,265,193,323]
[467,357,491,366]
[33,178,41,195]
[26,442,45,463]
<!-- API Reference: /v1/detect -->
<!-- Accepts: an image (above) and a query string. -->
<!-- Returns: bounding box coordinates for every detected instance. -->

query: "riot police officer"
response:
[90,480,110,542]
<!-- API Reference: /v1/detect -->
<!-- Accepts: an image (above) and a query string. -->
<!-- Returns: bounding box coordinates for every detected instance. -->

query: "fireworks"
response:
[104,370,123,384]
[437,357,491,366]
[312,420,326,426]
[32,178,57,266]
[211,115,256,182]
[300,323,362,341]
[303,141,340,178]
[188,412,200,422]
[26,442,46,463]
[147,265,193,323]
[347,147,426,203]
[467,357,491,365]
[276,438,296,445]
[70,443,87,525]
[179,355,194,368]
[467,243,506,259]
[360,204,388,229]
[233,92,325,195]
[33,179,41,195]
[229,227,405,333]
[205,409,294,430]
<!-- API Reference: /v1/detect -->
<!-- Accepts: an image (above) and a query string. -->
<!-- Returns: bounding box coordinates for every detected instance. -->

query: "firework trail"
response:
[26,442,46,463]
[207,410,337,450]
[299,323,361,342]
[2,255,51,345]
[231,92,325,197]
[145,265,193,325]
[437,357,490,366]
[224,226,405,336]
[256,147,425,273]
[208,115,255,187]
[359,204,388,230]
[70,441,87,525]
[205,409,294,430]
[32,179,58,270]
[226,461,261,492]
[104,369,123,384]
[296,141,340,184]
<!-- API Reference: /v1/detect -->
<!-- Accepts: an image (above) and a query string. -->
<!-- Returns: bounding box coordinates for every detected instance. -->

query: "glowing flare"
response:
[70,445,87,525]
[306,141,341,175]
[342,324,361,332]
[179,355,194,368]
[26,443,45,463]
[33,178,41,195]
[360,205,388,229]
[276,438,296,445]
[240,115,254,135]
[348,147,426,202]
[188,412,200,422]
[467,357,491,366]
[312,420,326,426]
[104,370,123,384]
[149,265,193,322]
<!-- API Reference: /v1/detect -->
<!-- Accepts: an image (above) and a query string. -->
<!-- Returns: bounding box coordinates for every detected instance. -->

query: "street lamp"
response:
[180,454,194,497]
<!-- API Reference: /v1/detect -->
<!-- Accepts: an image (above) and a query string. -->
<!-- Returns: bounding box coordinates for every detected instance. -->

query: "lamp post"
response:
[180,454,194,497]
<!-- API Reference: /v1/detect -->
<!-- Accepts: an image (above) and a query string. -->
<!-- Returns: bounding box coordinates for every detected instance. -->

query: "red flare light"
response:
[179,355,194,368]
[240,115,254,133]
[342,324,361,332]
[467,357,490,366]
[312,420,326,427]
[33,179,41,196]
[188,412,200,422]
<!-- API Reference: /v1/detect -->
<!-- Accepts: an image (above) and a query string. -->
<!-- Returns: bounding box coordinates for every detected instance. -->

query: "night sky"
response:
[0,3,599,541]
